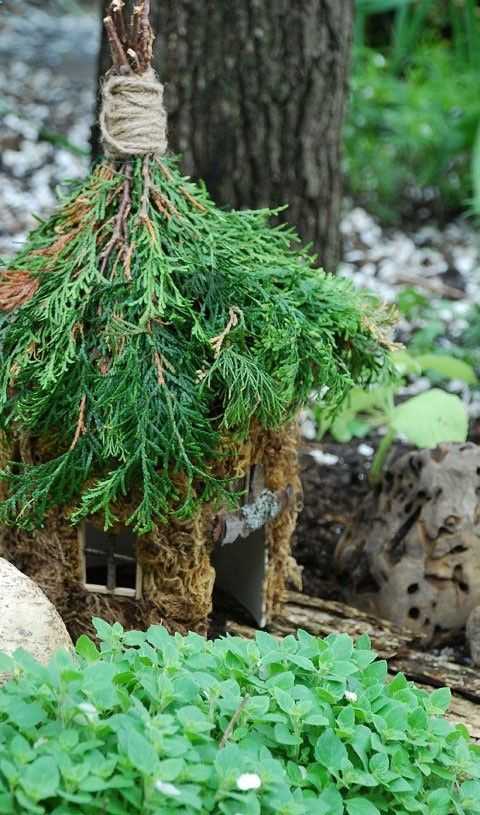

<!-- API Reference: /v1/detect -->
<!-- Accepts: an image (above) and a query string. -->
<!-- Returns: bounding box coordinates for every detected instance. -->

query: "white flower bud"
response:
[155,780,180,797]
[236,772,262,791]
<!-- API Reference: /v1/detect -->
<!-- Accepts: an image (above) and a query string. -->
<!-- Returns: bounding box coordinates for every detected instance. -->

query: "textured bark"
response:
[93,1,353,271]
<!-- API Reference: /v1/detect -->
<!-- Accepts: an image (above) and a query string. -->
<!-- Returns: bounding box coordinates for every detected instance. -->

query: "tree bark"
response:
[93,0,353,271]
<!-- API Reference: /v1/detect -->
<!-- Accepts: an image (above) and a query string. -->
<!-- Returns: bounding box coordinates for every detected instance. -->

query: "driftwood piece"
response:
[335,443,480,654]
[226,591,480,738]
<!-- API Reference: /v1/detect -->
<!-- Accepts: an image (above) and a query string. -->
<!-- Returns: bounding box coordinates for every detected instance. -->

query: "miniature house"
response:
[0,7,391,645]
[0,424,301,640]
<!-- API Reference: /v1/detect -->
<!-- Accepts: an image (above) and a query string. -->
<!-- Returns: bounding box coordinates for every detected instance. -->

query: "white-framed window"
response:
[79,522,142,598]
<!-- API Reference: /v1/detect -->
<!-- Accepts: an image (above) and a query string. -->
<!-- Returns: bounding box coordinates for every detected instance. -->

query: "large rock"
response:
[0,558,72,665]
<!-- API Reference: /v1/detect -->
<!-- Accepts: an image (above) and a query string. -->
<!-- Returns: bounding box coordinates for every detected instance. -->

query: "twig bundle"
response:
[0,3,395,533]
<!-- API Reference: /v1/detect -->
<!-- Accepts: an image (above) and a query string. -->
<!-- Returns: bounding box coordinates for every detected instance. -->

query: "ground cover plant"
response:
[0,622,480,814]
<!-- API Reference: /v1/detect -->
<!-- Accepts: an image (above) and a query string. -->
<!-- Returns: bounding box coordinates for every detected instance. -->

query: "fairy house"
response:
[0,4,393,640]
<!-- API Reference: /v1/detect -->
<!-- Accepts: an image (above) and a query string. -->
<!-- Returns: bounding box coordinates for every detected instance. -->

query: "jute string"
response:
[100,67,168,158]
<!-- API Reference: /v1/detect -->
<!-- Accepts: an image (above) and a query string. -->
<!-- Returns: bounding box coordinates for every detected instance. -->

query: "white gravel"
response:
[0,2,99,255]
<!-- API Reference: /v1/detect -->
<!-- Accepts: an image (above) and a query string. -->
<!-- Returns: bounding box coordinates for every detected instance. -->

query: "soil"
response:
[294,442,371,601]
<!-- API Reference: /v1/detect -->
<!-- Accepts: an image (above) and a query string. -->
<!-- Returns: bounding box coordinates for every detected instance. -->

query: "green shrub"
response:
[1,621,480,813]
[345,44,480,220]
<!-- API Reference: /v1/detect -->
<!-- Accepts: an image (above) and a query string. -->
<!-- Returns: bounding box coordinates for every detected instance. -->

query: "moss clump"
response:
[0,156,393,532]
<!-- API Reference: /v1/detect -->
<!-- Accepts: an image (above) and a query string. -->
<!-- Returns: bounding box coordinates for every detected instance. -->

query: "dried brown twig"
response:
[100,164,133,274]
[219,696,250,749]
[210,308,242,357]
[70,394,87,451]
[105,0,154,75]
[104,15,131,73]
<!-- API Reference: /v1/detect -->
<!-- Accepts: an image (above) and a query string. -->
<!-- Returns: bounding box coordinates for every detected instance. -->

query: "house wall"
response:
[0,424,301,640]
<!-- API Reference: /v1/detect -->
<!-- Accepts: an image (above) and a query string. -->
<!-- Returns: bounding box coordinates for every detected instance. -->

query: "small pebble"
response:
[358,443,374,457]
[308,450,340,466]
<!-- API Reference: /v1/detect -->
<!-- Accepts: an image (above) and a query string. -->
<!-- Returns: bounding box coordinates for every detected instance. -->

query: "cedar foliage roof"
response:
[0,156,394,532]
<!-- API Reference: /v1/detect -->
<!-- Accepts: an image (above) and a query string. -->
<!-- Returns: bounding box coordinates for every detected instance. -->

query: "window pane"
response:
[115,559,137,590]
[85,551,109,587]
[113,529,137,558]
[82,523,138,594]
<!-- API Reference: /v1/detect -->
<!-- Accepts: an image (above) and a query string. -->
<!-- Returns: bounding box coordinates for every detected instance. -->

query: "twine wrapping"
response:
[100,67,168,158]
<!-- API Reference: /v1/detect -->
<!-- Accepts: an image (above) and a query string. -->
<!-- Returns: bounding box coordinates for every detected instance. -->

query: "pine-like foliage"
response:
[0,157,394,532]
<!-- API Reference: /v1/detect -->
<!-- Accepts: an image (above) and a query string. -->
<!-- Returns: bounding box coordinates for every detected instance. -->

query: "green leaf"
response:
[76,635,100,662]
[5,701,45,730]
[274,723,301,746]
[391,389,468,448]
[329,634,354,661]
[92,618,113,642]
[123,631,147,647]
[126,729,158,775]
[273,687,296,715]
[176,706,214,733]
[392,349,422,376]
[427,788,451,814]
[21,757,59,801]
[314,728,349,773]
[346,798,381,815]
[157,758,184,781]
[416,353,478,385]
[428,687,451,714]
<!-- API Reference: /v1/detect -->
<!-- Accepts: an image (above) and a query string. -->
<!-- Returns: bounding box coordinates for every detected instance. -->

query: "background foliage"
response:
[346,0,480,220]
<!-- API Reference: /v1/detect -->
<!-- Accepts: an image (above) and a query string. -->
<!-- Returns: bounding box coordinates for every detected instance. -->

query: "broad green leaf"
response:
[21,757,59,801]
[346,798,381,815]
[5,701,44,730]
[92,618,113,641]
[391,389,468,448]
[274,723,301,745]
[126,729,158,775]
[76,635,100,662]
[427,787,451,814]
[315,729,349,772]
[273,687,296,715]
[416,353,477,385]
[123,631,147,647]
[428,687,451,714]
[392,349,422,376]
[329,634,354,661]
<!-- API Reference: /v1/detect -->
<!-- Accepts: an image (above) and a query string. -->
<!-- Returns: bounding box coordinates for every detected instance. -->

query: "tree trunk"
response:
[93,1,353,271]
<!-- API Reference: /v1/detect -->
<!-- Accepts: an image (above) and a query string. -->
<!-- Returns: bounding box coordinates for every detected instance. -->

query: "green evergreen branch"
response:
[0,156,395,531]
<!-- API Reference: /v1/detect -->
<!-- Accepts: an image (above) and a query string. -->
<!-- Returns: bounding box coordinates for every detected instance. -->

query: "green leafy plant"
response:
[347,0,480,219]
[345,44,480,220]
[354,0,480,71]
[317,349,477,481]
[1,621,480,813]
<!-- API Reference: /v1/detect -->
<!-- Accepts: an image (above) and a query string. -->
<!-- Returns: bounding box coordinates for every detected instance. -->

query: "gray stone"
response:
[0,558,72,669]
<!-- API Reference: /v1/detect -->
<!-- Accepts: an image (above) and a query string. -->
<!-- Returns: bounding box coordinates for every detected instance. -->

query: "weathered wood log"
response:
[226,591,480,738]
